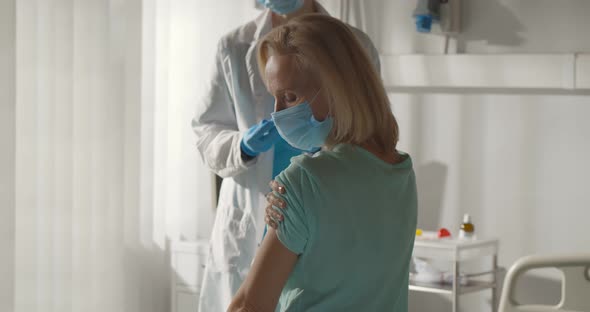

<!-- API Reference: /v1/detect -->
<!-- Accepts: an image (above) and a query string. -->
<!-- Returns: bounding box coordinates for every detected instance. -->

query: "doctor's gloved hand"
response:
[265,180,287,229]
[240,119,281,157]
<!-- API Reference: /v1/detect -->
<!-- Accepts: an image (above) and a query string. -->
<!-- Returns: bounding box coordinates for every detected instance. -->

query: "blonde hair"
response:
[257,14,399,153]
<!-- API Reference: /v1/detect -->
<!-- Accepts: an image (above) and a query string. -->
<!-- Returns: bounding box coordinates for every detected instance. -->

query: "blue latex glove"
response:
[240,119,281,157]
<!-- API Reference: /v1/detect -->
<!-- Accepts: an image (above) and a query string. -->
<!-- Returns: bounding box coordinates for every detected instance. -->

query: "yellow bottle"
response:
[459,214,474,239]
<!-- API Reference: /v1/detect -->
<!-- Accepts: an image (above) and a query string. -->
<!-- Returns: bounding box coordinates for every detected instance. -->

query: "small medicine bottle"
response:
[459,214,474,239]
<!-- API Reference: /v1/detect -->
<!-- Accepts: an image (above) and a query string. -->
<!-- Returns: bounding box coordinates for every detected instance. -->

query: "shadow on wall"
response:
[415,161,448,230]
[494,268,563,310]
[458,0,525,49]
[510,272,564,306]
[124,238,172,311]
[409,290,452,312]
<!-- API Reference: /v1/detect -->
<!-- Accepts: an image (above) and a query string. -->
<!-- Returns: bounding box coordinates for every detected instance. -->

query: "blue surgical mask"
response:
[271,92,333,151]
[257,0,304,15]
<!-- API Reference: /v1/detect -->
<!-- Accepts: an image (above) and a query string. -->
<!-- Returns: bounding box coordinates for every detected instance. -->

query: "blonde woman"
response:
[228,14,417,312]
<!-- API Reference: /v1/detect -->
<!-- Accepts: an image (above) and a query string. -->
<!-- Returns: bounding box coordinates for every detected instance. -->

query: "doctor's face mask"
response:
[257,0,304,15]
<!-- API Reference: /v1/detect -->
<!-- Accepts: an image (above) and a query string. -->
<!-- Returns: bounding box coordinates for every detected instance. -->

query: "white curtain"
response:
[1,0,17,310]
[10,0,168,311]
[2,0,263,310]
[0,0,274,310]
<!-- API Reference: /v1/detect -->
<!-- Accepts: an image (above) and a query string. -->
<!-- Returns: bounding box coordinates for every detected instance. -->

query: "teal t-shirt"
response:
[273,144,417,312]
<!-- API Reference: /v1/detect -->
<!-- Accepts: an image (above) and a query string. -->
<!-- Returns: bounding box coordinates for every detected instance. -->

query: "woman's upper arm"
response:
[229,227,298,312]
[230,163,312,311]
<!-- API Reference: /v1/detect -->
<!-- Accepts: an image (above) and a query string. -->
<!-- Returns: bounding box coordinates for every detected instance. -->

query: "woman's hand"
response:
[265,180,287,229]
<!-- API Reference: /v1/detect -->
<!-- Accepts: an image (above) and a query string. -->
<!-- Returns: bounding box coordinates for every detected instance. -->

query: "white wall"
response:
[0,0,15,311]
[342,0,590,311]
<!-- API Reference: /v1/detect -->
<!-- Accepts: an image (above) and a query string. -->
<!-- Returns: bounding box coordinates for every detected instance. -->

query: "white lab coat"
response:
[192,4,381,311]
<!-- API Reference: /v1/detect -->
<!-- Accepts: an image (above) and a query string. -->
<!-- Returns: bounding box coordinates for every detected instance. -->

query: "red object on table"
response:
[438,228,451,238]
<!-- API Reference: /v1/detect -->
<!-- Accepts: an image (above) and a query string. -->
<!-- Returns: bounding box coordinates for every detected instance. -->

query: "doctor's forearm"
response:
[194,127,256,178]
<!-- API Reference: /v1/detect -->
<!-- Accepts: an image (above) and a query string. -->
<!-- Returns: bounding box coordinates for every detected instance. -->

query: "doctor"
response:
[192,1,380,311]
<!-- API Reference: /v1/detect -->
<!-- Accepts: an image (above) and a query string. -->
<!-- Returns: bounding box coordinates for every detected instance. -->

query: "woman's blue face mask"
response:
[257,0,304,15]
[271,90,333,151]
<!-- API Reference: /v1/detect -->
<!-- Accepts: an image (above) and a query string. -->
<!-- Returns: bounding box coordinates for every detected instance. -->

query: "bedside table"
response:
[171,240,209,312]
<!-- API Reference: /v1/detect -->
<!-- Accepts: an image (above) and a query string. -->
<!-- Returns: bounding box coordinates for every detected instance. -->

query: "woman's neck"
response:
[271,0,316,28]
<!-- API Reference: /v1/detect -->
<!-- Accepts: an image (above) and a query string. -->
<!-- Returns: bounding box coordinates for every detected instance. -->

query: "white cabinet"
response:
[171,240,209,312]
[410,238,500,312]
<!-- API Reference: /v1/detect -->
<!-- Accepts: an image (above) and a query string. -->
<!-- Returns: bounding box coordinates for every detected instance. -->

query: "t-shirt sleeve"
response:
[273,163,312,255]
